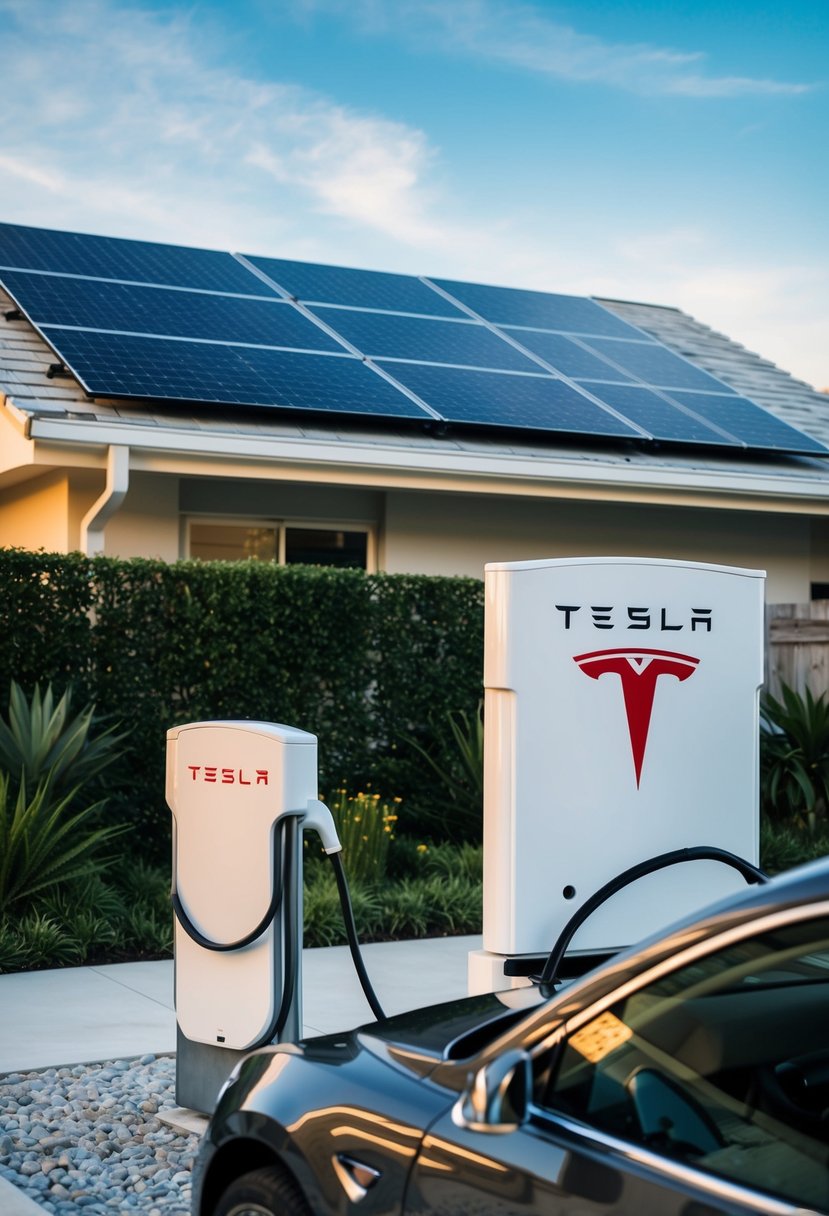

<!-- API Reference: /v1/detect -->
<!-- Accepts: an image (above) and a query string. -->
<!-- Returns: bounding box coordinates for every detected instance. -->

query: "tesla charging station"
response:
[469,556,766,994]
[167,720,340,1114]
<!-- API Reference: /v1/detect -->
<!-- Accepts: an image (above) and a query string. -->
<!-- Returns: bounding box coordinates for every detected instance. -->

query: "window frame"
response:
[185,515,377,572]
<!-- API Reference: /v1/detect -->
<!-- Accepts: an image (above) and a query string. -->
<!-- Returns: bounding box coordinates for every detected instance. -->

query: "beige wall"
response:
[383,490,818,602]
[105,472,180,560]
[0,471,71,551]
[3,465,828,605]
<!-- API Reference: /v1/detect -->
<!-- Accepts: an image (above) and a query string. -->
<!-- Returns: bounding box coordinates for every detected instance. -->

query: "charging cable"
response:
[172,799,386,1039]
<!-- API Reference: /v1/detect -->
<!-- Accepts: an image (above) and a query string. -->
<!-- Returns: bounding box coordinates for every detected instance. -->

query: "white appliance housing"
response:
[472,557,765,989]
[167,720,317,1051]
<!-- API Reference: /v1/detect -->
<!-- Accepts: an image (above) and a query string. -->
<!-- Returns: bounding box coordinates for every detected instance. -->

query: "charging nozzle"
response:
[302,798,342,854]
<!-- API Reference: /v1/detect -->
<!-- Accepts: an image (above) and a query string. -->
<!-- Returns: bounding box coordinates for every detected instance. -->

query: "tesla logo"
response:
[574,648,699,787]
[187,765,269,785]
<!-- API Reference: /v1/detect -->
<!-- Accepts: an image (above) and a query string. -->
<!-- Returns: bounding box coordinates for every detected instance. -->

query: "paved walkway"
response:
[0,936,482,1214]
[0,935,482,1073]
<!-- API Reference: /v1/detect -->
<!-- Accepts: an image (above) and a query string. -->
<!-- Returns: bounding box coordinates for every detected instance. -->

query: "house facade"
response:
[2,233,829,603]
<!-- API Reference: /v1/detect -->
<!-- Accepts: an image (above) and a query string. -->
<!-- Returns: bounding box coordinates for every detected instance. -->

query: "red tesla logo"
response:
[573,648,699,787]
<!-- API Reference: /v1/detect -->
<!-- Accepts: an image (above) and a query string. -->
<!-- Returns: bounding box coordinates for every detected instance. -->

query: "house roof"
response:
[2,280,829,512]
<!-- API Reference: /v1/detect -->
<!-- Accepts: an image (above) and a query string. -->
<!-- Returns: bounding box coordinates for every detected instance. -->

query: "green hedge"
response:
[0,550,484,859]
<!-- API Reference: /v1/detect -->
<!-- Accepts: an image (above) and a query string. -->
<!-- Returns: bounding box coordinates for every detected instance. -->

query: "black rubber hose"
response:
[271,815,298,1039]
[538,845,769,994]
[172,819,286,952]
[330,851,386,1021]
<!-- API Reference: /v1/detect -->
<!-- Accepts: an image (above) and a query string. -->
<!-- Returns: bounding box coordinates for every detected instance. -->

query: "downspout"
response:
[80,445,130,556]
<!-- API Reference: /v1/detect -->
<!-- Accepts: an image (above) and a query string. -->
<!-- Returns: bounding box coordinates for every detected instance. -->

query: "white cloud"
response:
[603,232,829,391]
[0,0,825,389]
[328,0,816,98]
[0,0,459,252]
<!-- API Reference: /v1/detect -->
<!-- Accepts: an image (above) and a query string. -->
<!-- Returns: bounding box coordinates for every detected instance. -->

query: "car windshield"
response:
[541,913,829,1212]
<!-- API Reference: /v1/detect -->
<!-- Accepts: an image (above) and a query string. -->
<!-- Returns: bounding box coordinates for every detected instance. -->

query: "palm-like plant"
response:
[0,772,127,912]
[0,681,130,914]
[405,702,484,842]
[0,681,125,794]
[760,683,829,833]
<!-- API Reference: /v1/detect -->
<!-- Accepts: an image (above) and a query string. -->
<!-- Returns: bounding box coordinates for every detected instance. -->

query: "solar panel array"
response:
[0,221,824,456]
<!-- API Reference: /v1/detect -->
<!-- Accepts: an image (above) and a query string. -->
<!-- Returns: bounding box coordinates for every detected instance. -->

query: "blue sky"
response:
[0,0,826,388]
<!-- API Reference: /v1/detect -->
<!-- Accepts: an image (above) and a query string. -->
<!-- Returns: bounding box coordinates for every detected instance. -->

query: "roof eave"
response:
[23,411,829,515]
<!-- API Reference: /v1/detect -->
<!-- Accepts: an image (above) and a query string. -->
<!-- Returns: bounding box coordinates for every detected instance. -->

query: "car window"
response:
[539,915,829,1212]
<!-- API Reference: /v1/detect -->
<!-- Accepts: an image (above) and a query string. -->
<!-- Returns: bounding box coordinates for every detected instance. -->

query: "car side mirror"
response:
[452,1049,532,1134]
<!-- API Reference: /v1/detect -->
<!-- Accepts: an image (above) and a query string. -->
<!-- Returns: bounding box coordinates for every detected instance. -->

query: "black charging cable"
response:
[536,845,769,995]
[330,850,386,1021]
[172,809,386,1033]
[270,815,298,1039]
[172,816,299,1042]
[171,818,287,953]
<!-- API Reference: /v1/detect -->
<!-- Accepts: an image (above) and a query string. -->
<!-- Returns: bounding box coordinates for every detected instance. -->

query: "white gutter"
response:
[79,444,130,556]
[24,413,829,511]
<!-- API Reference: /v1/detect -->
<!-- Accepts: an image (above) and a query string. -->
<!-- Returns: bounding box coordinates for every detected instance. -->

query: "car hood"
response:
[348,984,546,1063]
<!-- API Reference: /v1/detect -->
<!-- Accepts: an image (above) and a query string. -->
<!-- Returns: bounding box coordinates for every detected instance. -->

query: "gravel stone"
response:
[0,1056,197,1214]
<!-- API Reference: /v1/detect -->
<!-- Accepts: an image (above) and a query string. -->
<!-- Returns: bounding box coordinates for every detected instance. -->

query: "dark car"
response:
[194,858,829,1216]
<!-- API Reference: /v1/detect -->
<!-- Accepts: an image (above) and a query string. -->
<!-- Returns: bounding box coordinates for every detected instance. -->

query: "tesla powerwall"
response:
[479,557,765,965]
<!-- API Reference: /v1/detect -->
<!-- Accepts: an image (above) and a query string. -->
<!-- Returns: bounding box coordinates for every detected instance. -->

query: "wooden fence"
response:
[766,602,829,697]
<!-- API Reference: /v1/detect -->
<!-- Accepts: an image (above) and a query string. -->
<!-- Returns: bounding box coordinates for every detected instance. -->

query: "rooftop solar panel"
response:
[0,223,274,296]
[430,278,644,339]
[0,271,343,351]
[242,256,465,317]
[42,328,430,419]
[584,337,736,394]
[376,361,644,438]
[3,222,825,458]
[503,329,636,382]
[665,391,829,455]
[308,306,540,372]
[586,384,742,448]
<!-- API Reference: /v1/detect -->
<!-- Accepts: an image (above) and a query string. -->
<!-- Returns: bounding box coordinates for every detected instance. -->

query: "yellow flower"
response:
[416,844,428,854]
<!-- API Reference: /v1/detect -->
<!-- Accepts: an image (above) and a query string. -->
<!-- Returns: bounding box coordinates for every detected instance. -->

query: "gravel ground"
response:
[0,1056,200,1215]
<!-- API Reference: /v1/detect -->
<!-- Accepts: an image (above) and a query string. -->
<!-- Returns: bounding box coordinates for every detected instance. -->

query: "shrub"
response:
[0,912,83,972]
[405,704,484,843]
[760,818,829,875]
[424,841,483,883]
[0,864,174,974]
[303,868,383,947]
[0,551,486,860]
[0,772,127,913]
[0,680,125,797]
[760,684,829,832]
[329,788,400,885]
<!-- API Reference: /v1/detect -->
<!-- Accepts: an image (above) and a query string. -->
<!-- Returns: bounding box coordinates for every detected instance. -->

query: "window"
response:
[190,523,277,562]
[540,915,829,1210]
[188,520,373,570]
[284,527,367,569]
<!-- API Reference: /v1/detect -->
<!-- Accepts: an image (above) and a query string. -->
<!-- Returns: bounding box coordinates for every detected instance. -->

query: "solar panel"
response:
[0,271,343,351]
[243,256,464,317]
[42,328,431,418]
[430,278,643,339]
[665,392,829,455]
[0,223,274,296]
[584,337,735,394]
[2,222,825,458]
[376,361,643,438]
[308,306,540,372]
[503,329,636,382]
[586,384,742,448]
